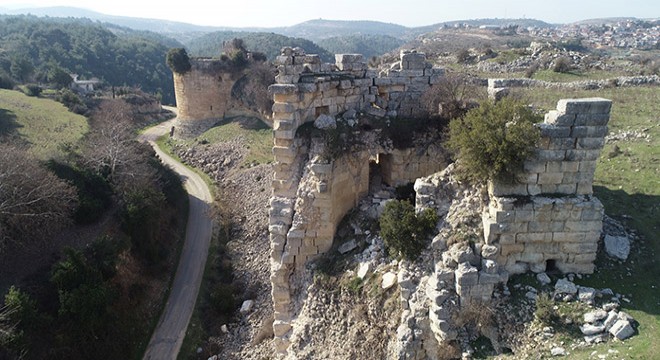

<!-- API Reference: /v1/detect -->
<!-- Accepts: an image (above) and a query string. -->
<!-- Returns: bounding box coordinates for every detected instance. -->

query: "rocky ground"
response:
[173,121,275,359]
[174,114,642,359]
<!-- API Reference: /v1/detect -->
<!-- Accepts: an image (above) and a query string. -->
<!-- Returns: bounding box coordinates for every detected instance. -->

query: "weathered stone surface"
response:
[604,234,630,260]
[583,309,608,324]
[357,262,371,279]
[555,278,578,294]
[580,323,605,336]
[337,239,357,254]
[609,319,635,340]
[578,287,597,304]
[382,272,397,289]
[551,347,566,356]
[239,299,254,315]
[314,114,337,130]
[536,272,552,285]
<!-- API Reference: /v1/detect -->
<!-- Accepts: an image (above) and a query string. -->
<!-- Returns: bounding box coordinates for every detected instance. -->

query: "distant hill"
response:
[272,19,410,41]
[317,34,406,59]
[184,31,335,62]
[0,15,178,103]
[570,17,650,26]
[438,18,555,28]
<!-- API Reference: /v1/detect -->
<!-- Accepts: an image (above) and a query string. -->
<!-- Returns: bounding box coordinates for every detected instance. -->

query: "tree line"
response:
[0,96,188,359]
[0,15,179,104]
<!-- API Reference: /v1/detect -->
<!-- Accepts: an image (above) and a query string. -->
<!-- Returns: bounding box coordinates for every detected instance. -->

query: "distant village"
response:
[531,19,660,50]
[449,19,659,50]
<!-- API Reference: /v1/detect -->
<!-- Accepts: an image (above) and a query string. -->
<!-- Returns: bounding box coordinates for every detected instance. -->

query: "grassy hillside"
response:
[512,85,660,359]
[0,89,88,159]
[184,31,334,62]
[318,34,405,59]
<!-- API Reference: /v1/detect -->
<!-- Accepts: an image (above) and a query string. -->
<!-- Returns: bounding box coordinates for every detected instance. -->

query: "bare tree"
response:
[82,100,155,185]
[421,72,482,119]
[0,144,77,249]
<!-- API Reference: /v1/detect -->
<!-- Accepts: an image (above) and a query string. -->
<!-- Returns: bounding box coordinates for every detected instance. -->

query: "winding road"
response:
[140,110,214,360]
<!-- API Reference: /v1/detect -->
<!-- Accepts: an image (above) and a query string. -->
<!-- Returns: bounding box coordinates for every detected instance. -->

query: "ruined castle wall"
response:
[267,48,449,354]
[173,59,237,137]
[380,145,448,187]
[482,98,611,275]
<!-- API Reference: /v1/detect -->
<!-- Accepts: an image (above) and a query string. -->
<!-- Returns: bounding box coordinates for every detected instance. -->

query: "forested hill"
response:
[0,15,181,104]
[184,31,335,62]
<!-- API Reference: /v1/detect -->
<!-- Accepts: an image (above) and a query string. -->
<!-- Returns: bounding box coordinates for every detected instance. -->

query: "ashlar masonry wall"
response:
[482,98,611,275]
[172,59,238,137]
[267,47,447,353]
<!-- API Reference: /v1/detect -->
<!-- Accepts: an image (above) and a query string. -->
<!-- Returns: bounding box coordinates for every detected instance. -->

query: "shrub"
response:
[209,283,236,315]
[525,63,540,78]
[534,293,558,325]
[379,200,438,261]
[553,57,572,73]
[166,48,192,74]
[446,97,541,184]
[456,49,471,64]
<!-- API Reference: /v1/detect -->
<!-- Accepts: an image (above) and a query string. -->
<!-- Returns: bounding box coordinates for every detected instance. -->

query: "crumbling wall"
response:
[172,59,238,137]
[482,98,611,275]
[267,47,448,354]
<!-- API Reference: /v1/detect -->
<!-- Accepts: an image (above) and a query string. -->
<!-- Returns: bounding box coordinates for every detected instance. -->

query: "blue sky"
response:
[0,0,658,27]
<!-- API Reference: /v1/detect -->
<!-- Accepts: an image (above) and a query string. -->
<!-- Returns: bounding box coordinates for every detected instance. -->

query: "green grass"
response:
[509,85,660,359]
[0,89,88,160]
[531,69,631,82]
[188,116,273,167]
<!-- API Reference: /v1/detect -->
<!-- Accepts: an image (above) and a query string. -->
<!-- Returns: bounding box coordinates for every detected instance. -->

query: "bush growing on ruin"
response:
[446,97,541,184]
[379,200,438,261]
[421,72,480,119]
[166,48,192,74]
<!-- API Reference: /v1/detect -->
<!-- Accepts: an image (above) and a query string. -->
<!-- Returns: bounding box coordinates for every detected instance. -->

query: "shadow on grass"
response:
[585,186,660,316]
[0,108,22,137]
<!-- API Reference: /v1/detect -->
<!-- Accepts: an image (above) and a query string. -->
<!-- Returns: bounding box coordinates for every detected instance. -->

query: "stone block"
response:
[527,184,542,195]
[515,210,534,222]
[500,243,524,256]
[456,262,479,286]
[549,137,576,150]
[544,111,576,126]
[575,113,610,126]
[534,150,566,161]
[560,242,598,253]
[273,320,292,337]
[577,137,605,150]
[538,172,564,185]
[557,184,578,194]
[524,161,546,173]
[557,98,612,115]
[553,232,586,242]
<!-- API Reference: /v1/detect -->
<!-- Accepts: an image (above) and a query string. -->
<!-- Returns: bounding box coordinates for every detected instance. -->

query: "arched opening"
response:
[545,259,559,274]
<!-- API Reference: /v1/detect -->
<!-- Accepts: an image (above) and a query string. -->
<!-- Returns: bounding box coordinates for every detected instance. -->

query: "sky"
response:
[0,0,658,28]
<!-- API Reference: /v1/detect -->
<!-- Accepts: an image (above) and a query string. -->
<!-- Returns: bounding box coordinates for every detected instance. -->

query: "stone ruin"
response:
[170,46,612,356]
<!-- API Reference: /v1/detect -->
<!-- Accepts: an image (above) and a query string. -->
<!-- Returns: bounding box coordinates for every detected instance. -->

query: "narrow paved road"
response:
[140,110,214,360]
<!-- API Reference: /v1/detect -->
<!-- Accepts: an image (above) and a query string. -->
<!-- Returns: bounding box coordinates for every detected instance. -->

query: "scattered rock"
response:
[221,324,228,333]
[240,300,254,315]
[357,262,371,279]
[208,356,218,360]
[583,309,607,324]
[536,272,552,285]
[584,333,608,344]
[604,234,630,260]
[382,272,397,289]
[551,347,566,356]
[338,239,357,254]
[609,319,635,340]
[578,287,597,304]
[314,113,337,130]
[580,323,606,336]
[555,278,578,295]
